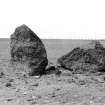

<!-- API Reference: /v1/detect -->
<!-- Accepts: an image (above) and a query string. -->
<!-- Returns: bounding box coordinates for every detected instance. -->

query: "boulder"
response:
[57,41,105,73]
[10,24,48,75]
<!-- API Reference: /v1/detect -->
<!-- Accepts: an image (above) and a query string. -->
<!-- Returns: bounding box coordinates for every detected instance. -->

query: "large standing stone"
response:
[10,24,48,75]
[57,41,105,73]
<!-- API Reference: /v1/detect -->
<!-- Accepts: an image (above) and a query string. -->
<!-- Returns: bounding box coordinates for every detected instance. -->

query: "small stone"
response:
[5,83,12,87]
[34,76,40,79]
[0,72,4,78]
[32,83,39,87]
[103,76,105,81]
[7,99,13,101]
[9,79,14,82]
[79,80,86,85]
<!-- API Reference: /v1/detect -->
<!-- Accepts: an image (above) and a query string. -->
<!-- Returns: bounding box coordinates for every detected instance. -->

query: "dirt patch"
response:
[0,59,104,105]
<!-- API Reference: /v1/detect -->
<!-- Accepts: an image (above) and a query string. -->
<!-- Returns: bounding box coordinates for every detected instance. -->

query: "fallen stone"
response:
[45,62,56,74]
[57,41,105,74]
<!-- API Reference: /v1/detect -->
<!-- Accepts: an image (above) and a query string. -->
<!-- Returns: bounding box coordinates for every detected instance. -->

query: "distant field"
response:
[0,39,105,63]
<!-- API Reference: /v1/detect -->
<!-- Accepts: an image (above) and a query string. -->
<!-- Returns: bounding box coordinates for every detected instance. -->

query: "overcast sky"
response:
[0,0,105,39]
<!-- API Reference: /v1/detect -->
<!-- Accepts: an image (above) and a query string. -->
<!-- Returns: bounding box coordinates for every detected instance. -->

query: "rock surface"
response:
[10,24,48,75]
[58,41,105,73]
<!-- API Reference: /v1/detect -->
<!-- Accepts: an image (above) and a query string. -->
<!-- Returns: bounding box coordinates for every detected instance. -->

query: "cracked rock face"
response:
[57,41,105,73]
[10,25,48,76]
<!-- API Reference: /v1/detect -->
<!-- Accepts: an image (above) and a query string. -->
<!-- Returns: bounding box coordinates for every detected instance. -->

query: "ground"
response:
[0,39,105,105]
